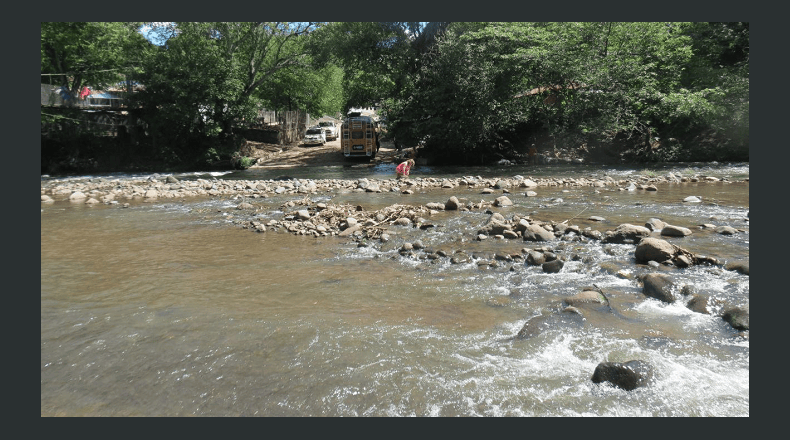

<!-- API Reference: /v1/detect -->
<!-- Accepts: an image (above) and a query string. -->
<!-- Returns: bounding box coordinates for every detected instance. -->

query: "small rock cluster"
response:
[40,171,748,205]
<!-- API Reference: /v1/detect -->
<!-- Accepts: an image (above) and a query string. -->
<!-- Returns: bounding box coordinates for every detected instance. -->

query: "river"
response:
[41,162,749,416]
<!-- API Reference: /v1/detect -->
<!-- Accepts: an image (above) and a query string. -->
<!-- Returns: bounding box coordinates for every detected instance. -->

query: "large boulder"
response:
[494,196,513,207]
[525,250,546,265]
[445,196,461,210]
[635,237,676,264]
[724,260,749,275]
[661,225,692,237]
[523,224,556,242]
[721,306,749,330]
[542,259,564,273]
[516,315,552,339]
[641,273,676,303]
[591,360,654,391]
[686,294,718,315]
[564,289,608,306]
[603,223,651,244]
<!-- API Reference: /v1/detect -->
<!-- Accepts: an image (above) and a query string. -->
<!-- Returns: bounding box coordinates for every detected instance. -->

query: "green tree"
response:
[386,22,724,162]
[41,22,149,105]
[132,22,333,164]
[310,22,448,111]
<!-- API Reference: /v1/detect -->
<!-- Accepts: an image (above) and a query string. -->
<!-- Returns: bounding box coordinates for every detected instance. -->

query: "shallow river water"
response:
[41,162,748,416]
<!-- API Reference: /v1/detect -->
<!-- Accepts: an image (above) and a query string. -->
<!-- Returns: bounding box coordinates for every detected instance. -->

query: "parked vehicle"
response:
[340,112,379,159]
[318,121,338,141]
[302,126,326,146]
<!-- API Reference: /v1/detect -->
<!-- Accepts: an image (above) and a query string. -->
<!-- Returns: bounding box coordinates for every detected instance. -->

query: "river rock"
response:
[503,230,519,239]
[516,315,551,339]
[582,229,603,240]
[445,196,461,210]
[494,196,513,207]
[520,179,538,188]
[661,225,692,237]
[715,225,738,235]
[686,294,718,315]
[683,196,702,203]
[724,260,749,275]
[338,224,360,236]
[525,250,546,265]
[634,237,676,263]
[641,273,676,303]
[523,224,555,242]
[721,306,749,330]
[588,216,606,222]
[69,191,87,200]
[426,202,445,210]
[542,259,564,273]
[645,218,666,231]
[478,220,512,236]
[166,175,179,183]
[591,360,654,391]
[564,289,607,306]
[144,189,158,198]
[344,217,358,228]
[674,255,693,268]
[41,195,54,202]
[394,217,411,226]
[525,190,538,197]
[494,252,513,262]
[603,223,651,244]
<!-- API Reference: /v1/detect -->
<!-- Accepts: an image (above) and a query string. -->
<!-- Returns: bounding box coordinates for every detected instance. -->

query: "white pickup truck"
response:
[318,121,338,141]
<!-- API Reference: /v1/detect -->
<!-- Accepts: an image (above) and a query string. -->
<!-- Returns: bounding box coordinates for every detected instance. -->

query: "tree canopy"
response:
[41,22,150,101]
[41,21,749,169]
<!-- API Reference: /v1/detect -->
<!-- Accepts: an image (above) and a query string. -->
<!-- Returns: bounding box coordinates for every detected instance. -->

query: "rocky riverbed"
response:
[41,169,749,357]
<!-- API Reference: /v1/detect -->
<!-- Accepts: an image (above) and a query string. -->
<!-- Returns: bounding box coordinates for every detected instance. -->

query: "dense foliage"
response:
[372,22,749,163]
[41,22,748,172]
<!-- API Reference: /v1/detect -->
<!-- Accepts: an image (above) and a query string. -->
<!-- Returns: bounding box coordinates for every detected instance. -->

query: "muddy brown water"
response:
[41,162,748,416]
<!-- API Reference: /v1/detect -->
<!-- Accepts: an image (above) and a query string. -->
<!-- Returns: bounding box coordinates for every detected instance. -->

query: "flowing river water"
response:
[41,162,749,416]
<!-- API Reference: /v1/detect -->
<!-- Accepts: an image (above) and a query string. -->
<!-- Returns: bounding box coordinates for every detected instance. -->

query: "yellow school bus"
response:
[341,112,379,159]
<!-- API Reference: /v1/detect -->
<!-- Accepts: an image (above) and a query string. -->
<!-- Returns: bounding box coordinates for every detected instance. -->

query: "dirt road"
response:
[247,137,403,169]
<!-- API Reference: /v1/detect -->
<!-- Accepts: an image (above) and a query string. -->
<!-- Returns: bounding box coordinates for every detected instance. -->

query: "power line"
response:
[41,69,122,76]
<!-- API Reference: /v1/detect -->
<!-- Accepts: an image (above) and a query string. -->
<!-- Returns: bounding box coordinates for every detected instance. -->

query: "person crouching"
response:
[396,159,415,179]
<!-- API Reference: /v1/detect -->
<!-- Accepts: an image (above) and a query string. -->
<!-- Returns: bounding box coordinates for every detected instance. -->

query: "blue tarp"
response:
[90,92,122,99]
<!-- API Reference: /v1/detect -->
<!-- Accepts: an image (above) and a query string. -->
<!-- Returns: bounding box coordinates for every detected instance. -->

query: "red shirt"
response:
[396,161,411,175]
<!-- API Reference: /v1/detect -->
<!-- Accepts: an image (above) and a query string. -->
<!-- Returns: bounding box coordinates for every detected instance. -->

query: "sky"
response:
[138,23,171,46]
